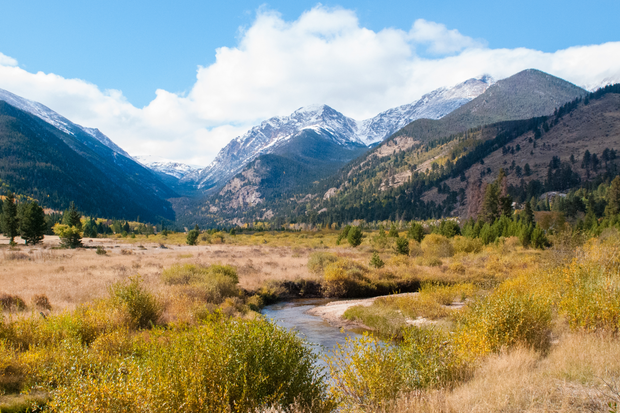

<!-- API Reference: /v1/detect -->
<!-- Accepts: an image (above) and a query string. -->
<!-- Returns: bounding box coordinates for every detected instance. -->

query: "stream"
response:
[261,298,365,364]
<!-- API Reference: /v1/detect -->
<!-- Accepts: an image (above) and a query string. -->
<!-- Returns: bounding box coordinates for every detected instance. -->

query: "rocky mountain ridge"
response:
[182,75,494,191]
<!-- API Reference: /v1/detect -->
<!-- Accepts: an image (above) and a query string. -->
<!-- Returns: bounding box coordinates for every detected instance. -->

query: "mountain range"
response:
[2,68,618,228]
[182,75,494,191]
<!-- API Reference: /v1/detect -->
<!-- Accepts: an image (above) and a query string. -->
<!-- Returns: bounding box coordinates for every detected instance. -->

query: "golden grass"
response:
[0,240,318,314]
[386,333,620,413]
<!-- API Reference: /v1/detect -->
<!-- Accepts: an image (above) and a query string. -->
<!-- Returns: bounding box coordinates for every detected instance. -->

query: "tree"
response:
[605,176,620,217]
[395,237,410,255]
[523,201,535,227]
[387,223,399,237]
[186,228,199,245]
[581,150,592,179]
[54,224,82,248]
[1,192,19,245]
[20,202,46,245]
[480,183,500,224]
[347,226,363,247]
[82,218,98,238]
[407,222,425,242]
[62,202,82,229]
[369,252,384,268]
[500,194,513,218]
[337,225,352,245]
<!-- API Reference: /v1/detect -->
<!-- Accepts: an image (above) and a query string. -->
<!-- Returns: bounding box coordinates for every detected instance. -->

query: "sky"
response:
[1,0,620,166]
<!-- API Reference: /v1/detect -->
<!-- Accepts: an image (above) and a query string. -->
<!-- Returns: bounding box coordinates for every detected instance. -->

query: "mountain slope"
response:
[0,88,129,157]
[183,76,493,192]
[0,101,175,221]
[391,69,587,143]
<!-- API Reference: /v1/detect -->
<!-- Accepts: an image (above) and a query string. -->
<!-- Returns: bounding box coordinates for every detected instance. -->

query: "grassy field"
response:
[1,229,619,412]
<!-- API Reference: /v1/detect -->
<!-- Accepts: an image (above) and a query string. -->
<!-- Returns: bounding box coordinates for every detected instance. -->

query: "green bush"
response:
[394,237,409,255]
[347,226,363,247]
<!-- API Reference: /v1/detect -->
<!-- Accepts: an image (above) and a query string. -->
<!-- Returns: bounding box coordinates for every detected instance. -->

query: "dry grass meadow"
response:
[1,229,620,412]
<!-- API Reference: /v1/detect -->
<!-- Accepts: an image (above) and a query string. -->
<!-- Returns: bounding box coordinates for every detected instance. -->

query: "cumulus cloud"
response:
[409,19,485,54]
[0,6,620,166]
[0,52,17,67]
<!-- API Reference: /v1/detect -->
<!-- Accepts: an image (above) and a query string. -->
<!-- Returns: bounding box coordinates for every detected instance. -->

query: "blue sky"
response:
[1,1,619,165]
[2,0,618,107]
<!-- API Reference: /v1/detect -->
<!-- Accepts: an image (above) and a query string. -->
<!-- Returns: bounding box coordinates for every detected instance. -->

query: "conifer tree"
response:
[20,201,46,245]
[605,176,620,217]
[62,202,82,229]
[387,223,399,237]
[1,192,19,245]
[407,222,425,242]
[523,201,535,226]
[347,226,363,247]
[480,183,500,224]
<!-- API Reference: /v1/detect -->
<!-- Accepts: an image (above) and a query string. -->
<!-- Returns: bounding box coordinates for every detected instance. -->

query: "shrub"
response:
[48,318,334,413]
[108,276,163,329]
[394,237,409,255]
[452,236,483,254]
[454,288,552,357]
[307,252,339,274]
[328,335,403,411]
[32,294,52,311]
[95,246,107,255]
[162,263,207,285]
[347,226,364,247]
[53,224,82,248]
[322,260,372,298]
[0,294,27,311]
[421,234,454,258]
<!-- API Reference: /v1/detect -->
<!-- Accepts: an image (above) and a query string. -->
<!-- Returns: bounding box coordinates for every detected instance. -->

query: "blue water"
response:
[261,299,365,362]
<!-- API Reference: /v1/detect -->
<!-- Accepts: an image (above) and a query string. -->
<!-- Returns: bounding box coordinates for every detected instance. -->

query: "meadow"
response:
[0,226,619,412]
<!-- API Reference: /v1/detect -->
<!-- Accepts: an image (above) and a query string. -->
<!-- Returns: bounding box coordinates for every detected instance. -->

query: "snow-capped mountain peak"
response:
[183,75,493,191]
[0,88,130,157]
[134,155,199,179]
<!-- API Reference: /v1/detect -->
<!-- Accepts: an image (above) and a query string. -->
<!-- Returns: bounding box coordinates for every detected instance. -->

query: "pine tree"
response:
[394,237,410,255]
[480,183,500,224]
[347,226,363,247]
[62,202,82,229]
[20,201,46,245]
[1,192,19,245]
[387,223,399,237]
[369,252,384,268]
[407,222,425,242]
[523,201,535,227]
[605,176,620,217]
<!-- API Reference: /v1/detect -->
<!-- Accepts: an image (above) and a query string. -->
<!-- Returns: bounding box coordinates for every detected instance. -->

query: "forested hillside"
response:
[0,101,176,222]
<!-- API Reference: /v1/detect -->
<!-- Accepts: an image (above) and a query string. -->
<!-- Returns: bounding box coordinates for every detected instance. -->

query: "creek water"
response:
[261,298,365,364]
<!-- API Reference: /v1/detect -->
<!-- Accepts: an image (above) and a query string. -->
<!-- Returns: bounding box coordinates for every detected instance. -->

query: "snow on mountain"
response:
[183,104,364,189]
[134,155,198,179]
[0,87,130,157]
[356,75,494,145]
[582,72,620,92]
[184,75,494,190]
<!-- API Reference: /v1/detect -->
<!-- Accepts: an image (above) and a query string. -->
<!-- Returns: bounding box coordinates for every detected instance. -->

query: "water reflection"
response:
[262,299,365,365]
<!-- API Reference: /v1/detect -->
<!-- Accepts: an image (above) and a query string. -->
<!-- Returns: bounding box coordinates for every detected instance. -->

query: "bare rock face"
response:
[323,188,338,200]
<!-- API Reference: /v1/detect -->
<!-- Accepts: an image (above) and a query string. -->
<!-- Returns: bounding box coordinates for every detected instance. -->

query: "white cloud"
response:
[408,19,485,54]
[1,6,620,166]
[0,52,17,67]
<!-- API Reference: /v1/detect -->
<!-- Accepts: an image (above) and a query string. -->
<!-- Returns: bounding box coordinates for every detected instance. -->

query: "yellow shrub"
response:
[421,234,454,258]
[452,236,483,254]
